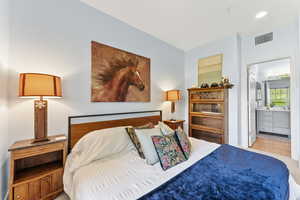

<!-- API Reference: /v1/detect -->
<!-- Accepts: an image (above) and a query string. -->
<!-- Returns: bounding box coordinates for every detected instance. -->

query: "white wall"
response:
[256,59,291,82]
[184,35,241,145]
[7,0,185,145]
[0,0,10,198]
[240,21,300,160]
[298,15,300,166]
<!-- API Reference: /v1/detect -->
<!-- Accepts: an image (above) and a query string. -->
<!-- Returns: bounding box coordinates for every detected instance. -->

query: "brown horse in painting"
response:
[94,54,145,101]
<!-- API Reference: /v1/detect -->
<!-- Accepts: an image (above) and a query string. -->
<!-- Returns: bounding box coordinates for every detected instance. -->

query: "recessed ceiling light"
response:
[255,11,268,19]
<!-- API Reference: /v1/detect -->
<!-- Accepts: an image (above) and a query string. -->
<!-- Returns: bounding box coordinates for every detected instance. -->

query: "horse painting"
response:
[91,41,150,102]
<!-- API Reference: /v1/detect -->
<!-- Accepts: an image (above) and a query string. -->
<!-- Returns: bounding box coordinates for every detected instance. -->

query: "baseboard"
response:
[4,191,8,200]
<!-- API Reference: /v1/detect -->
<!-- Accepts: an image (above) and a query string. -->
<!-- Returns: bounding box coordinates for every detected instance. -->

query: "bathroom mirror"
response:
[198,54,223,86]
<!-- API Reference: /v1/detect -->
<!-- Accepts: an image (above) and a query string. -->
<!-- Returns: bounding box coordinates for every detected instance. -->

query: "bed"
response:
[64,111,300,200]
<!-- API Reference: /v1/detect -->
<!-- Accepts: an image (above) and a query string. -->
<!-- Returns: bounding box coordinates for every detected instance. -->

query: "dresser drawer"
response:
[191,129,223,144]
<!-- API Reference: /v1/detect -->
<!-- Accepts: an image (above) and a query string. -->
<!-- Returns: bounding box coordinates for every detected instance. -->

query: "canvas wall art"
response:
[91,41,151,102]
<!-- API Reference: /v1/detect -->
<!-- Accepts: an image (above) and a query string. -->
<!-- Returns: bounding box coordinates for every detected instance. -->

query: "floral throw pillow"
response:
[175,127,192,159]
[125,123,155,159]
[152,134,186,170]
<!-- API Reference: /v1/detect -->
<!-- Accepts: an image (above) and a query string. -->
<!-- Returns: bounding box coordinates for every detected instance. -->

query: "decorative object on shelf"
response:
[210,82,219,88]
[218,79,224,87]
[19,73,62,143]
[91,41,150,102]
[200,83,209,88]
[222,76,234,89]
[165,90,181,120]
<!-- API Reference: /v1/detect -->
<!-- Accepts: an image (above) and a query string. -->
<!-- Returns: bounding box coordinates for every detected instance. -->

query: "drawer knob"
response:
[16,195,21,199]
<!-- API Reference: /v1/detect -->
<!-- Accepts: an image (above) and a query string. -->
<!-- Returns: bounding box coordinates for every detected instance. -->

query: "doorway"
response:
[248,58,291,157]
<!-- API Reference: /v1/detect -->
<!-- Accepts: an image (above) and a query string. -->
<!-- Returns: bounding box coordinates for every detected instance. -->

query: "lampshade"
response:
[166,90,180,102]
[19,73,62,97]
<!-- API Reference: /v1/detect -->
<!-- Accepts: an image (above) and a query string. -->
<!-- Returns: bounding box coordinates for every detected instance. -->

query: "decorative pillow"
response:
[135,128,162,165]
[125,123,156,159]
[158,121,174,135]
[175,127,192,159]
[125,127,145,159]
[69,126,133,173]
[152,134,186,170]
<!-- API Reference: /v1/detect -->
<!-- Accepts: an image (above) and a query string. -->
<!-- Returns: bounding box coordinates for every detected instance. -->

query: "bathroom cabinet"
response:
[257,110,290,136]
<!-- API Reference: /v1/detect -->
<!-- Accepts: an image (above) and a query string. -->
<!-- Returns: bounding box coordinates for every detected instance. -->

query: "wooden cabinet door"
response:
[40,176,51,198]
[28,180,40,200]
[14,184,28,200]
[51,170,63,192]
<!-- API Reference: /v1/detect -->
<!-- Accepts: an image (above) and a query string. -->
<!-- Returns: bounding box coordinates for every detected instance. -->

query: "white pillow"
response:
[69,126,133,173]
[158,121,174,135]
[135,128,162,165]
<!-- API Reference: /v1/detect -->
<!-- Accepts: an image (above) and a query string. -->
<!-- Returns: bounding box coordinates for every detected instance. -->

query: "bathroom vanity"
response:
[256,108,290,136]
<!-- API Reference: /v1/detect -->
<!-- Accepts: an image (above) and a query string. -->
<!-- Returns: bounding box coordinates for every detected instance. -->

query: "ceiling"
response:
[81,0,300,51]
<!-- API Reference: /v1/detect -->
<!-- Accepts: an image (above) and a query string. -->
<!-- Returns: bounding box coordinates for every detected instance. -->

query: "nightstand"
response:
[8,134,67,200]
[163,120,185,130]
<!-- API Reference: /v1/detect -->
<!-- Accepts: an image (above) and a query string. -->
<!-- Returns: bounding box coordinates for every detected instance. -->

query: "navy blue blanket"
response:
[139,144,289,200]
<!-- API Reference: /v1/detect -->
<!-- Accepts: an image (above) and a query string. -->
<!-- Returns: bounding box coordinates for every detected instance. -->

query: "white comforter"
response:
[64,138,300,200]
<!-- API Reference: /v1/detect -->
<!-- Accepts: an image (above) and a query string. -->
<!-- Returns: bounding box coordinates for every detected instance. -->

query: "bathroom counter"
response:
[256,107,290,112]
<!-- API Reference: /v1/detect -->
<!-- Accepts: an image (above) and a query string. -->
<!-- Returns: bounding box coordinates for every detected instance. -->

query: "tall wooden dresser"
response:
[188,87,228,144]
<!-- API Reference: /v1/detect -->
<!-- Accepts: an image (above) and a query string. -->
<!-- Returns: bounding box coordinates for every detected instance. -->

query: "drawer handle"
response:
[16,195,21,199]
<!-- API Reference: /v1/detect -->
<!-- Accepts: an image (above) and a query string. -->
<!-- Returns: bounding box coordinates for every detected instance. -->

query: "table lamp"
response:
[19,73,62,143]
[166,90,180,120]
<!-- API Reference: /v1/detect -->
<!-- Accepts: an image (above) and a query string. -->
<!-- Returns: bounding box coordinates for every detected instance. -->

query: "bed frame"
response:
[68,110,162,152]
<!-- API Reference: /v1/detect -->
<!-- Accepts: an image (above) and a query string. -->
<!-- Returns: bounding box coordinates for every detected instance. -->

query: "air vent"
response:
[255,32,273,46]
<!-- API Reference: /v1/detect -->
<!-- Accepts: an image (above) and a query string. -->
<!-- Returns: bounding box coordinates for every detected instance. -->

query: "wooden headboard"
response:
[68,110,162,152]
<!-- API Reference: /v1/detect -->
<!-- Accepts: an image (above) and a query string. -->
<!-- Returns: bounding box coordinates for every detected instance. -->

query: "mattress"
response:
[64,138,300,200]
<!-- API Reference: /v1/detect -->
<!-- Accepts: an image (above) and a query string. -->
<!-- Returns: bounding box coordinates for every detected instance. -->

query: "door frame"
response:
[247,65,258,146]
[245,57,297,158]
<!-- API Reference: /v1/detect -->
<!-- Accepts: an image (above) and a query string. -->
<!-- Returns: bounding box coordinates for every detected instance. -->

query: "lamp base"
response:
[171,102,175,113]
[34,99,48,143]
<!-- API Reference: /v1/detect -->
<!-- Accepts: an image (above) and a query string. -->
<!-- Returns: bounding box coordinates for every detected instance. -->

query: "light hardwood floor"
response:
[250,136,291,157]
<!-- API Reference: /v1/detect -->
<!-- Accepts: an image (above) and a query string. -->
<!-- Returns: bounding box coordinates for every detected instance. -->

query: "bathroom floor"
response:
[250,133,291,157]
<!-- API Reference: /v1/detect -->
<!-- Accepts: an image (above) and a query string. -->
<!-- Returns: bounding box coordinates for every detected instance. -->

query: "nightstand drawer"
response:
[12,142,64,159]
